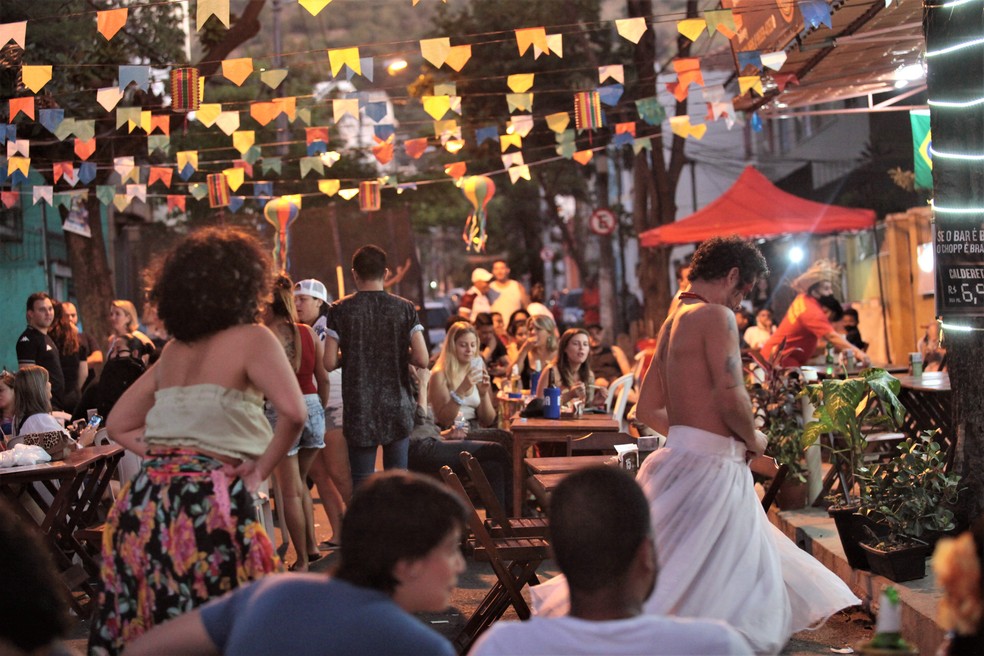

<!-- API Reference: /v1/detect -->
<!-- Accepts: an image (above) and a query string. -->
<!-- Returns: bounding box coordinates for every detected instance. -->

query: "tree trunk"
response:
[924,3,984,525]
[62,196,115,353]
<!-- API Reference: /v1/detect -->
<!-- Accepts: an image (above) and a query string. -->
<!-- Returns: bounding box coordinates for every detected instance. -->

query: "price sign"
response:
[935,216,984,316]
[589,208,617,236]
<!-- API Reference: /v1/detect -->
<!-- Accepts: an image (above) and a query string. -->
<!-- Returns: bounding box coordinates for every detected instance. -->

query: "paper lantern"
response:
[206,173,229,208]
[460,175,495,253]
[263,195,302,271]
[574,91,604,130]
[359,181,381,212]
[170,68,200,112]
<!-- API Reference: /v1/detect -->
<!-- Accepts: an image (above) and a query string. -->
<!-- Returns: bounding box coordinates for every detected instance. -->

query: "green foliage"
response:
[747,345,808,483]
[803,368,905,505]
[858,431,961,547]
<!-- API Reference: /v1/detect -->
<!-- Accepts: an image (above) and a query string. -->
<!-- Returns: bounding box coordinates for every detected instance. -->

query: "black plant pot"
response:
[860,539,931,582]
[828,505,885,571]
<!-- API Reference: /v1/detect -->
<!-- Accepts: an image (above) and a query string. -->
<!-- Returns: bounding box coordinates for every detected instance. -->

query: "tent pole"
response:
[871,224,892,364]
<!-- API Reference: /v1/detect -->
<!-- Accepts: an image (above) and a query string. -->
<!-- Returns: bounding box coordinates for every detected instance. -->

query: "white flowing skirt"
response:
[531,426,860,655]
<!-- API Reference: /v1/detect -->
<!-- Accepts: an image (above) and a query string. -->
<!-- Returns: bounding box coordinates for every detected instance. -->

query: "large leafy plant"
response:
[857,431,961,548]
[803,368,906,506]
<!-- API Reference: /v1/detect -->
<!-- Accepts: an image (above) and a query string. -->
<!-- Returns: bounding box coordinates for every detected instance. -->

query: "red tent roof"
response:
[639,166,876,247]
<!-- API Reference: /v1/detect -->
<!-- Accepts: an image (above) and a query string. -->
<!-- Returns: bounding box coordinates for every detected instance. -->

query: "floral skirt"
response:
[88,448,281,655]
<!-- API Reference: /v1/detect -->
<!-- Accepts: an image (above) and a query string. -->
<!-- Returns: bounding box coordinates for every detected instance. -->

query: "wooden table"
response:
[524,455,613,475]
[509,415,621,514]
[894,371,954,469]
[0,444,124,612]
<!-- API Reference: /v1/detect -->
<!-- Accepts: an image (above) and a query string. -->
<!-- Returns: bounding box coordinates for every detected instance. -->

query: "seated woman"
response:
[429,321,511,448]
[11,365,97,447]
[508,314,559,390]
[409,366,513,515]
[535,328,607,410]
[106,299,156,364]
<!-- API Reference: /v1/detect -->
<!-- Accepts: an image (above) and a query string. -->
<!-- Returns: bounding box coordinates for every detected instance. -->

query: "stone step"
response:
[769,506,945,655]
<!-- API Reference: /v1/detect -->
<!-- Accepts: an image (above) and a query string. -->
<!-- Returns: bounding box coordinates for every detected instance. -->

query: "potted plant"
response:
[802,368,906,569]
[857,431,961,582]
[747,347,809,509]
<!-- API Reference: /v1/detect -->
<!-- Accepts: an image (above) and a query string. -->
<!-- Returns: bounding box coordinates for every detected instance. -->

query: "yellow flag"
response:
[677,18,706,42]
[500,133,522,152]
[507,74,534,93]
[333,99,359,123]
[572,150,593,165]
[222,167,245,192]
[445,45,472,72]
[506,93,533,113]
[232,130,255,155]
[176,151,198,171]
[420,38,451,68]
[616,17,647,44]
[21,66,52,94]
[319,179,341,196]
[338,188,359,200]
[299,0,332,15]
[97,87,124,112]
[222,58,253,86]
[97,8,128,40]
[422,96,451,120]
[328,47,361,77]
[197,0,230,30]
[516,27,548,56]
[7,156,30,177]
[196,103,222,128]
[545,112,570,133]
[738,76,763,96]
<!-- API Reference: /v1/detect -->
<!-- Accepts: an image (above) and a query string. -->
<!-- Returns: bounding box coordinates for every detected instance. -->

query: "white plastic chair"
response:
[606,374,635,433]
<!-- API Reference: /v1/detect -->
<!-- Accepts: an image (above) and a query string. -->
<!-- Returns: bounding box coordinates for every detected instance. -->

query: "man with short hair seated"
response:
[126,472,464,656]
[471,466,752,656]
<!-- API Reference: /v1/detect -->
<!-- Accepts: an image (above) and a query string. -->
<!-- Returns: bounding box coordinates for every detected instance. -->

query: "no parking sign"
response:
[589,208,617,236]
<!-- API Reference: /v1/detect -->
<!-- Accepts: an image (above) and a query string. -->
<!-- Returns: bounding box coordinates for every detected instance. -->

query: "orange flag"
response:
[404,137,428,159]
[97,8,128,40]
[74,138,97,161]
[9,97,34,122]
[148,166,173,188]
[444,161,466,180]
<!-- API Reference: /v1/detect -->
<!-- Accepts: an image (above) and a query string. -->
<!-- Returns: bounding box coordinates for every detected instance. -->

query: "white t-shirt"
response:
[470,614,753,656]
[16,413,69,437]
[490,279,526,318]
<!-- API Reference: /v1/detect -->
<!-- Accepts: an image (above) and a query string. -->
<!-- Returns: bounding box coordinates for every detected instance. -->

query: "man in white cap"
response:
[760,260,868,367]
[458,267,497,321]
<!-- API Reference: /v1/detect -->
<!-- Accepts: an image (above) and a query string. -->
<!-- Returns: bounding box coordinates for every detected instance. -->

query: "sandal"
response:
[317,539,340,551]
[307,552,323,563]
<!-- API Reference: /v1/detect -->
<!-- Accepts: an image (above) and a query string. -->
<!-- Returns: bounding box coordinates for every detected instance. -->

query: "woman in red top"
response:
[264,276,329,571]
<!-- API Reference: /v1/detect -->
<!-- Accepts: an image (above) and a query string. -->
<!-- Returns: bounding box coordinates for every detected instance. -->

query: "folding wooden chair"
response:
[749,455,790,513]
[458,451,548,538]
[439,466,549,654]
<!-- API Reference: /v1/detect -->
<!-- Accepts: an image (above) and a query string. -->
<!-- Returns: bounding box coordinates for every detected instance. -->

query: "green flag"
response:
[910,110,932,190]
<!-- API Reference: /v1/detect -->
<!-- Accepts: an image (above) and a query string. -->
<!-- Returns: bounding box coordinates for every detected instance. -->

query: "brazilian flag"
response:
[910,110,933,190]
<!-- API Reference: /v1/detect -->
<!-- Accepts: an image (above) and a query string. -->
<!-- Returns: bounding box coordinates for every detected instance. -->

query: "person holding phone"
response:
[429,322,497,432]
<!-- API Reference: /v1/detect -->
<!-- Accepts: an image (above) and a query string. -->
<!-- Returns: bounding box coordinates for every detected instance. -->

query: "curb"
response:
[769,507,945,655]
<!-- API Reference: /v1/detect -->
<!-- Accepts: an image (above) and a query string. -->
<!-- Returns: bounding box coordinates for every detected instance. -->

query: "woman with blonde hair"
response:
[508,314,559,390]
[106,299,155,363]
[263,275,329,571]
[429,321,497,430]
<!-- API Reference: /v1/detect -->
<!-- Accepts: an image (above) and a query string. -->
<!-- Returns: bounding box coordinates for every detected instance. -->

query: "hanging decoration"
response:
[359,180,381,211]
[170,68,200,112]
[263,195,302,271]
[573,91,604,130]
[206,173,228,208]
[460,175,495,252]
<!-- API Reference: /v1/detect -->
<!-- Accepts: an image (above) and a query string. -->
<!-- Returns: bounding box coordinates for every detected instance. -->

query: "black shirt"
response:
[16,326,66,410]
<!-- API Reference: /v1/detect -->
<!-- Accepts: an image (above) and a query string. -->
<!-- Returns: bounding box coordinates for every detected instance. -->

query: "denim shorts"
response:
[265,394,326,457]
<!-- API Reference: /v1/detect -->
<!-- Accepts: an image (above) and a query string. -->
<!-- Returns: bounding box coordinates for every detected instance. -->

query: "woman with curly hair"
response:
[89,226,306,655]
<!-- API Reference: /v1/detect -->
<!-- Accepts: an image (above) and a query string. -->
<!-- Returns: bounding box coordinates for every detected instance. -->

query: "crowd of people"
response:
[0,227,958,655]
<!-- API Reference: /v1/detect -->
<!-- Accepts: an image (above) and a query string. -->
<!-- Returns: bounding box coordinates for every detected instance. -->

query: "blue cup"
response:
[530,371,541,395]
[544,386,562,419]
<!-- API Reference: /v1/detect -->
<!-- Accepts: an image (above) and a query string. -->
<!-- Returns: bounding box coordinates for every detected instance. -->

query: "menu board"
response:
[935,215,984,316]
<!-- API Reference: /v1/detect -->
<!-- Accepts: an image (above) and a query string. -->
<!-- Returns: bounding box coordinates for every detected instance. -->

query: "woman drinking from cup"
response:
[429,321,497,431]
[508,314,559,391]
[535,328,606,410]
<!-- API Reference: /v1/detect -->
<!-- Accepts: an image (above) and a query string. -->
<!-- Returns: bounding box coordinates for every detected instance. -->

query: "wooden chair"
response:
[458,451,548,538]
[748,455,790,512]
[439,466,548,654]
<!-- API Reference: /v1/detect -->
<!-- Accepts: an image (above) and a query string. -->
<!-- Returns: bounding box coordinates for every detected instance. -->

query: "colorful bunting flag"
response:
[97,8,128,40]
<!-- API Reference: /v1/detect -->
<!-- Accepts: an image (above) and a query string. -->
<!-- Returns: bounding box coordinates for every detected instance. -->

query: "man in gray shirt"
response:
[324,245,429,487]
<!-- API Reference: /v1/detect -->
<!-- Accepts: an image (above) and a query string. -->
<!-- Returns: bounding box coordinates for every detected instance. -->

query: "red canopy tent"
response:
[639,166,876,247]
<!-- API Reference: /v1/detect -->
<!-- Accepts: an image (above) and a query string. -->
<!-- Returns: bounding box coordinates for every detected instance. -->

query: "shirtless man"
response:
[637,237,768,457]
